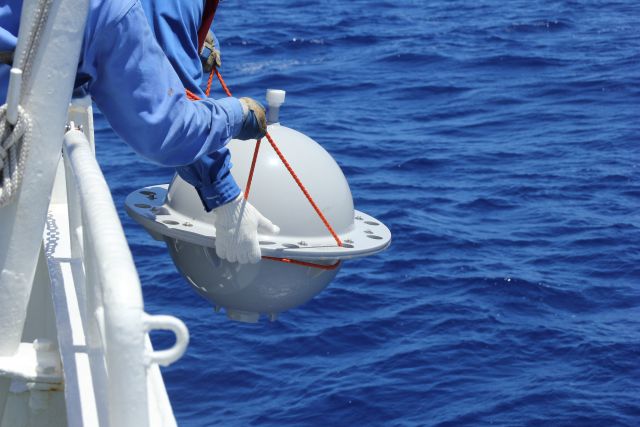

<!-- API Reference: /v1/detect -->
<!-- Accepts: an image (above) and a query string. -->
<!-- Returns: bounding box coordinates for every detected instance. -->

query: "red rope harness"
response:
[215,70,341,270]
[187,16,342,270]
[186,1,220,101]
[184,68,222,100]
[198,0,220,52]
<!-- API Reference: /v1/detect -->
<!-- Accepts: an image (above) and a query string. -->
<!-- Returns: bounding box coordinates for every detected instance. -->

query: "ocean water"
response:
[95,0,640,425]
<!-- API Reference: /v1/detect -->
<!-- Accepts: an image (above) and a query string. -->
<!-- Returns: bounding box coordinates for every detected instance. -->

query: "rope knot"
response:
[0,104,32,206]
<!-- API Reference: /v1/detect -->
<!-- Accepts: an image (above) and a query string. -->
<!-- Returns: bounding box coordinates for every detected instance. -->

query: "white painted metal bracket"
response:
[0,340,62,389]
[143,315,189,367]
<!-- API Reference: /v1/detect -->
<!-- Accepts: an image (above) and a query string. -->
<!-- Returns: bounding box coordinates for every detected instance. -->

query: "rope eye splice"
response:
[1,0,59,207]
[0,68,32,207]
[0,104,32,207]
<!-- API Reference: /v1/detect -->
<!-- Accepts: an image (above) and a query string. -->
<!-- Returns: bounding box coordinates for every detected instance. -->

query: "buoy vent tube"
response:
[266,89,286,125]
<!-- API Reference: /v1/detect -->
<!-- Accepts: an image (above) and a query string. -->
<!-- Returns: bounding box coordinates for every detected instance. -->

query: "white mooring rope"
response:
[0,0,53,207]
[0,104,32,207]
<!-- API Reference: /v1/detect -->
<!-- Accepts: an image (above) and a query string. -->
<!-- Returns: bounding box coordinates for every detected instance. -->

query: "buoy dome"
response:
[126,124,391,322]
[162,125,351,322]
[167,125,355,240]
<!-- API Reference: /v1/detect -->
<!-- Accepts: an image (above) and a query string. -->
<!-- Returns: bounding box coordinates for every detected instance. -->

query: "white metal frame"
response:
[0,0,90,359]
[44,125,188,426]
[0,0,190,425]
[1,0,92,423]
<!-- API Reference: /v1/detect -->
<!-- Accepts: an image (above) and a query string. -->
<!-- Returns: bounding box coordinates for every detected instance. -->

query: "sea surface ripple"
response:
[95,0,640,425]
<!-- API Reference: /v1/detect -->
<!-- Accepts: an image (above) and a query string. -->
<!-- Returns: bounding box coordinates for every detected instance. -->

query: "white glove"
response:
[213,195,280,264]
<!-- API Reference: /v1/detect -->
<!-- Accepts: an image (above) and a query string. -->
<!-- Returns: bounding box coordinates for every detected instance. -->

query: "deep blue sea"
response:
[94,0,640,425]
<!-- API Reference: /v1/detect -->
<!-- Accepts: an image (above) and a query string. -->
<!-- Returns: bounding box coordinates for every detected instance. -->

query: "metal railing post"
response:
[0,0,90,356]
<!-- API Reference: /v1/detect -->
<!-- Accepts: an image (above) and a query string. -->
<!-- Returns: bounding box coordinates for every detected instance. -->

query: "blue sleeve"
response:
[175,148,240,211]
[81,1,244,167]
[0,0,21,104]
[182,26,240,211]
[140,0,203,96]
[138,0,240,210]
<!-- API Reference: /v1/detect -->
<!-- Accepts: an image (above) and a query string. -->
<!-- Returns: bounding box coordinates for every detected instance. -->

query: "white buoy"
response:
[126,90,391,322]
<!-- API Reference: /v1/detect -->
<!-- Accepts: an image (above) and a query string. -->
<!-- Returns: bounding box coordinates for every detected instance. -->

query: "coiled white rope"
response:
[0,105,32,206]
[0,0,52,207]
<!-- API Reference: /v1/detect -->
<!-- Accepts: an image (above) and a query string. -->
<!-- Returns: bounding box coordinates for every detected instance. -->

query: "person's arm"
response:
[83,1,243,167]
[178,35,265,211]
[81,0,275,264]
[176,96,268,210]
[175,149,240,211]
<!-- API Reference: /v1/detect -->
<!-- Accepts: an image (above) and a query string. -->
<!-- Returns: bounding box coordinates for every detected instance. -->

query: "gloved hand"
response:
[214,194,280,264]
[200,30,221,72]
[236,97,267,141]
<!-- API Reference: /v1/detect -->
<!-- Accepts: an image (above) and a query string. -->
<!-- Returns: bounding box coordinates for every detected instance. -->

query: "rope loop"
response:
[0,104,32,207]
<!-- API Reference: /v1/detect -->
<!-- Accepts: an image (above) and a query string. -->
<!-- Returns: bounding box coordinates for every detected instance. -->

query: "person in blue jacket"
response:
[0,0,278,264]
[140,0,274,265]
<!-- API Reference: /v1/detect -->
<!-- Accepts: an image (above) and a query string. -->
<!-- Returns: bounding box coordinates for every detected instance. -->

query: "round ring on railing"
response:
[143,314,189,367]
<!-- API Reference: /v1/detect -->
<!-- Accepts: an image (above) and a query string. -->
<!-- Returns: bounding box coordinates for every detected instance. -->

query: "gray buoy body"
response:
[126,102,390,322]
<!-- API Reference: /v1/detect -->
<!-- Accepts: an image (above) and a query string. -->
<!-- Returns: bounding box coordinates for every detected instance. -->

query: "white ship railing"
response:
[53,121,188,426]
[1,112,189,427]
[0,0,189,424]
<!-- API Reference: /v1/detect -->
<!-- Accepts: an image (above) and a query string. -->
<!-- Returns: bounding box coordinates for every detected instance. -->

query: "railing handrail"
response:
[62,128,188,426]
[63,129,145,309]
[63,128,148,426]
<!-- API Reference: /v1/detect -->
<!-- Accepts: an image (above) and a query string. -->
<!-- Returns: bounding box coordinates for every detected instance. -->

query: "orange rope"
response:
[185,66,218,100]
[244,138,261,199]
[185,88,201,101]
[187,67,343,269]
[213,68,232,97]
[262,132,343,246]
[205,68,216,97]
[213,69,342,247]
[263,257,341,271]
[186,68,228,99]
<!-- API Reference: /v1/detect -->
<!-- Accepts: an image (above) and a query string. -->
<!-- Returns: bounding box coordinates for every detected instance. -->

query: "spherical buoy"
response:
[126,91,391,322]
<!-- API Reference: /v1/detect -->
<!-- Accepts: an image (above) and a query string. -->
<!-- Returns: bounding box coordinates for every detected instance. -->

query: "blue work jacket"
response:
[141,0,241,210]
[0,0,242,210]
